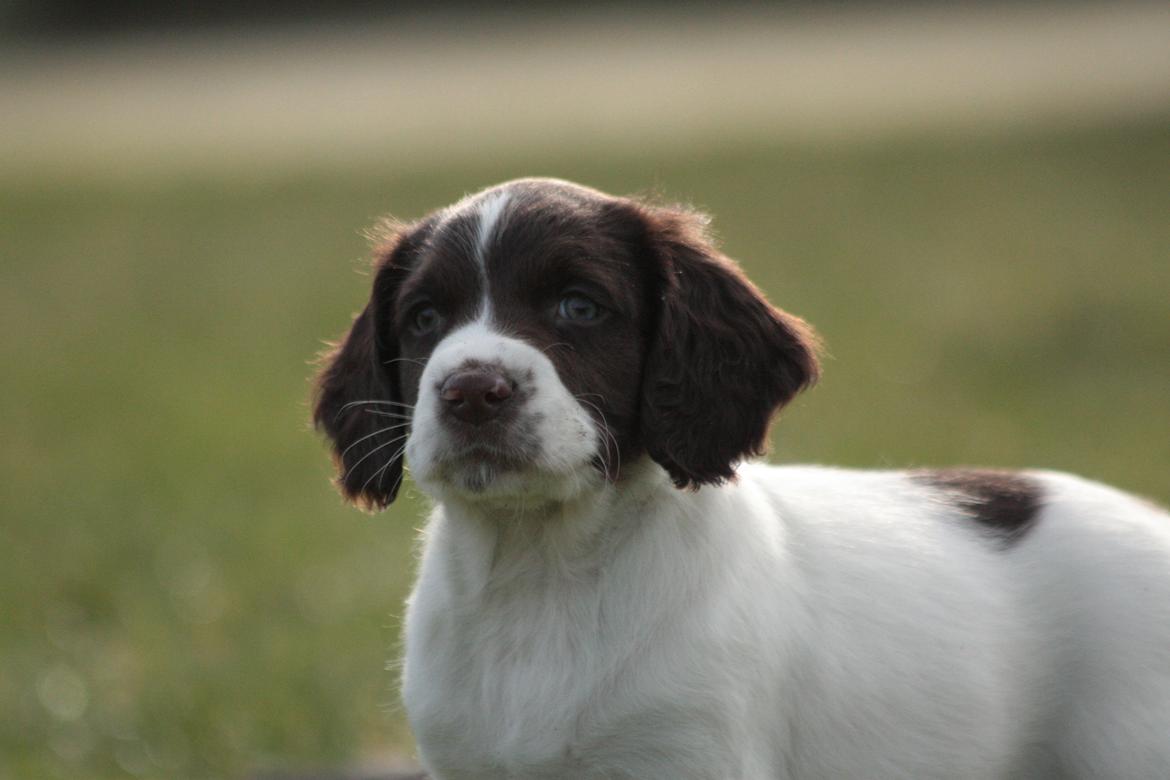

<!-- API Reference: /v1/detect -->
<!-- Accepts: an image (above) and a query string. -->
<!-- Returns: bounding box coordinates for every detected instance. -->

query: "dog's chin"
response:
[412,449,601,506]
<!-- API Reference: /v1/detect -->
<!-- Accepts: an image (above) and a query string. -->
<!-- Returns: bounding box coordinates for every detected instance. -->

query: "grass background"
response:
[3,117,1169,779]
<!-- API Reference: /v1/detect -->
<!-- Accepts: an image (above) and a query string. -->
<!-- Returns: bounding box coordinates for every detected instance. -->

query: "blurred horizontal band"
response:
[2,2,1169,175]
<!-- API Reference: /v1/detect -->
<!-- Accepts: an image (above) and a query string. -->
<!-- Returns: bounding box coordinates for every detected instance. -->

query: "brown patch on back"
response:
[913,468,1044,546]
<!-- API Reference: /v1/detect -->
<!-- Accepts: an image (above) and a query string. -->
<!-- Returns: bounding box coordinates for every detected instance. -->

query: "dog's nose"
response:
[440,370,514,425]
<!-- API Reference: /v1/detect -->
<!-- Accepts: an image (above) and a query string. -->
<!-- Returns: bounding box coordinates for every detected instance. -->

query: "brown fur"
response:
[313,181,821,506]
[913,468,1044,545]
[312,219,435,509]
[627,201,820,488]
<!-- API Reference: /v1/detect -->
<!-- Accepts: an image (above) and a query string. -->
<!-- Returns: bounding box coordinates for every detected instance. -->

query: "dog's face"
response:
[314,178,819,509]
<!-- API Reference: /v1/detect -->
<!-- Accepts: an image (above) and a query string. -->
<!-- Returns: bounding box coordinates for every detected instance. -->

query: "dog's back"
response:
[748,465,1170,778]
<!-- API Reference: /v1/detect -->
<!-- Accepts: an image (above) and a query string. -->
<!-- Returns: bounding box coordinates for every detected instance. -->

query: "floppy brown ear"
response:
[633,203,820,489]
[312,222,422,510]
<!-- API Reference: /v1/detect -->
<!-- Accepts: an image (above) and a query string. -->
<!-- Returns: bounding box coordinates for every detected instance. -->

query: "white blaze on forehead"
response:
[468,191,510,322]
[473,191,511,264]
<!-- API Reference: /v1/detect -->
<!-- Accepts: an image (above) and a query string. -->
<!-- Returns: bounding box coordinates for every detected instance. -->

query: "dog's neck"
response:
[426,457,676,593]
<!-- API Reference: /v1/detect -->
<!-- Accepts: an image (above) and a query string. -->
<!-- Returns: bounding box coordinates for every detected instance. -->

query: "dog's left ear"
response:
[629,202,820,489]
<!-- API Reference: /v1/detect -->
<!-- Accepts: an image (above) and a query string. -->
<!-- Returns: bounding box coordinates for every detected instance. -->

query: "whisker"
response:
[595,413,619,475]
[362,443,408,496]
[593,446,611,480]
[541,342,573,355]
[340,399,416,410]
[365,409,414,420]
[379,453,410,495]
[575,396,620,479]
[601,424,620,477]
[344,434,410,478]
[338,422,412,461]
[383,357,427,367]
[583,418,613,476]
[364,459,393,497]
[334,399,415,423]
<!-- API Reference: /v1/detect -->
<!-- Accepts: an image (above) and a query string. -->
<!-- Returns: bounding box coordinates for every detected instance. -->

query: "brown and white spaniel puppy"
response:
[314,178,1170,780]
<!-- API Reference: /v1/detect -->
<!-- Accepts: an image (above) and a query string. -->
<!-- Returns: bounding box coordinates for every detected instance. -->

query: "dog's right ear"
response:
[312,220,425,510]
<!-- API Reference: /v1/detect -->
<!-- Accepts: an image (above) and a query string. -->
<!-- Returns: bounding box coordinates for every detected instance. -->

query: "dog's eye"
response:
[557,293,600,323]
[409,304,442,336]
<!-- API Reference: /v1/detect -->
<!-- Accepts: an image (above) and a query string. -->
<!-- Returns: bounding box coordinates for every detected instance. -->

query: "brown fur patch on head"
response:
[624,200,821,489]
[313,179,823,504]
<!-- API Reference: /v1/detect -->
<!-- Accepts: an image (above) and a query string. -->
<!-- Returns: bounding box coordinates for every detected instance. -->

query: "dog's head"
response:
[313,178,819,509]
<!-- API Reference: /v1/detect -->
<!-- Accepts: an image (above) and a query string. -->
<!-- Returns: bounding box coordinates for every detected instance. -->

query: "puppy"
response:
[314,178,1170,779]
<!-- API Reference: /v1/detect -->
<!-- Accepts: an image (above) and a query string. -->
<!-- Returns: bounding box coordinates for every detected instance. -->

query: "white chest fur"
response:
[402,466,789,779]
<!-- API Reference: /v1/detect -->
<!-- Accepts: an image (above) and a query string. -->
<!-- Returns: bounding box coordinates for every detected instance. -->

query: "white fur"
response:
[473,192,511,266]
[405,321,599,506]
[439,190,510,322]
[400,340,1170,779]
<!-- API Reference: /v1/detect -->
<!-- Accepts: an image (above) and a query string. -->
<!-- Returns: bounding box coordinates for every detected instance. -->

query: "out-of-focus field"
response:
[3,118,1169,780]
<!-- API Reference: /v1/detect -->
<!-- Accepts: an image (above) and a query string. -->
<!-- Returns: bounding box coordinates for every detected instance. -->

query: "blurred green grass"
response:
[3,119,1169,779]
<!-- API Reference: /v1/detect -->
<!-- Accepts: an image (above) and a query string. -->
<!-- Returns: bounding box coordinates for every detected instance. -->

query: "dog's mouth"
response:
[405,364,604,502]
[442,459,513,494]
[425,434,543,492]
[414,430,601,501]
